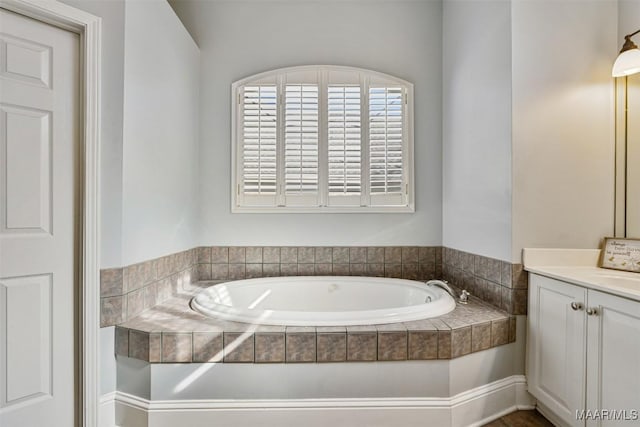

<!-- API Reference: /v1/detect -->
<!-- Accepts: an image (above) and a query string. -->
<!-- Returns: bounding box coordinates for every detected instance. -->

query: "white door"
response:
[586,290,640,427]
[0,8,79,427]
[528,274,588,427]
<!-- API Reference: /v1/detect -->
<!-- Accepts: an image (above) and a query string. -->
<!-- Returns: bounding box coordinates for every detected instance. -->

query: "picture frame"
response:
[599,237,640,273]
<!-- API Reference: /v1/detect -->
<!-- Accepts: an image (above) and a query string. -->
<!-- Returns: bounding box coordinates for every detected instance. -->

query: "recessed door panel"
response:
[0,34,51,88]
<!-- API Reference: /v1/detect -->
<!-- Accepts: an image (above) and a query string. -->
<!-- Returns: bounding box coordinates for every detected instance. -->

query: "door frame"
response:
[0,1,101,426]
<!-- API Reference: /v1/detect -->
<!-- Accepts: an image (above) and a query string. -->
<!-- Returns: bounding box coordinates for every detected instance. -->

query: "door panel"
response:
[528,274,587,427]
[586,290,640,427]
[0,8,79,427]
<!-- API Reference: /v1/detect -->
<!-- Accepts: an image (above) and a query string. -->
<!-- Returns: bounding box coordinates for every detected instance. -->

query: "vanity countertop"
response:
[523,248,640,302]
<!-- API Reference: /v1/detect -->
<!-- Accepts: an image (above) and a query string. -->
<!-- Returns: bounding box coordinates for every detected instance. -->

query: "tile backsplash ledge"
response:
[100,246,528,327]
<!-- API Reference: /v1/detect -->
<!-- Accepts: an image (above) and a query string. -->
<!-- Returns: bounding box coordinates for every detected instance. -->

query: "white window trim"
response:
[231,65,415,213]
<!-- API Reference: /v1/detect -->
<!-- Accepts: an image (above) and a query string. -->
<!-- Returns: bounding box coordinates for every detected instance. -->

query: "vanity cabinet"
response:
[527,274,640,427]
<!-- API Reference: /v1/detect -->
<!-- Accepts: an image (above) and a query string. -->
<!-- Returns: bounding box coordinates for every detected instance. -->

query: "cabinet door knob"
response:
[570,302,584,311]
[586,307,599,316]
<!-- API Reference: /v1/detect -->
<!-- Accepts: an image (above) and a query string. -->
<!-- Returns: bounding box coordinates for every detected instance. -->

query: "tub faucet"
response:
[426,280,469,304]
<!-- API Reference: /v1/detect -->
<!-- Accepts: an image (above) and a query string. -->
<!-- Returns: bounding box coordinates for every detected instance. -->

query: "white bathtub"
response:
[190,276,456,326]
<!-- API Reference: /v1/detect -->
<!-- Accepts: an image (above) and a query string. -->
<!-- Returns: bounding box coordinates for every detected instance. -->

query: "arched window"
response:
[231,65,414,212]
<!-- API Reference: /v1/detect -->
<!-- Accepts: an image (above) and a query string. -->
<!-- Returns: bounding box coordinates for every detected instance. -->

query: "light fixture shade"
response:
[612,48,640,77]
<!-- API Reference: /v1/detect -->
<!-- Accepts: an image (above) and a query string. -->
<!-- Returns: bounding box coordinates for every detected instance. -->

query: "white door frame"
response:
[0,1,100,426]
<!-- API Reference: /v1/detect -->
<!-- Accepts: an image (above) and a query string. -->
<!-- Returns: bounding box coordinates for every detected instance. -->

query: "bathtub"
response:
[190,276,456,326]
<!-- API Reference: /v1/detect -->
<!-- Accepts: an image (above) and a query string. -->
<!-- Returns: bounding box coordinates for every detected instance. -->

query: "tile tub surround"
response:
[194,246,442,281]
[115,281,516,364]
[441,248,529,315]
[100,249,196,327]
[101,245,526,327]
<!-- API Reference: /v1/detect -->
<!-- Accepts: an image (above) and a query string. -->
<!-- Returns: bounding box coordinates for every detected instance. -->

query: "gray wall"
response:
[442,0,513,262]
[171,0,444,246]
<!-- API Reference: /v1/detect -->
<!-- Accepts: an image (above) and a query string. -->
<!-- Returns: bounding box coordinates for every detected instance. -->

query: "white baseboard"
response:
[100,375,534,427]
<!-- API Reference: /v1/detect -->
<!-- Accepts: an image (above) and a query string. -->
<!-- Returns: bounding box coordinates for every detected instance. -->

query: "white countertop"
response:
[523,248,640,302]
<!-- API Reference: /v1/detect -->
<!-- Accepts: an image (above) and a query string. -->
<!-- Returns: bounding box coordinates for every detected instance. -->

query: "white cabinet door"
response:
[0,9,79,427]
[585,290,640,427]
[528,274,588,427]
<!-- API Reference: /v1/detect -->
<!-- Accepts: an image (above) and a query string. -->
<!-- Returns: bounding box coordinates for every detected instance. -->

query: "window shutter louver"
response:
[328,85,362,206]
[284,84,319,205]
[241,85,277,205]
[369,86,405,205]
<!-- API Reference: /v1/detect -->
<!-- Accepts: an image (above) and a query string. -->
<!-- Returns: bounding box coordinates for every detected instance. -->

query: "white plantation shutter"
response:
[327,85,361,206]
[369,86,406,206]
[240,85,277,205]
[232,66,413,212]
[284,84,319,206]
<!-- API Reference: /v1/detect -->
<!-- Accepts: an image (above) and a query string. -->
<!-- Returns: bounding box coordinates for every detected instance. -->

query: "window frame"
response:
[231,65,415,213]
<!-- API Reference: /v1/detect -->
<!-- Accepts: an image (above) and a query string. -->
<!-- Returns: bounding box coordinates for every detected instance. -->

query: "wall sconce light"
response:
[613,29,640,77]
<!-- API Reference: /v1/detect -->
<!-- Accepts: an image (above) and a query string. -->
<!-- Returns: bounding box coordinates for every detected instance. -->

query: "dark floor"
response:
[482,410,555,427]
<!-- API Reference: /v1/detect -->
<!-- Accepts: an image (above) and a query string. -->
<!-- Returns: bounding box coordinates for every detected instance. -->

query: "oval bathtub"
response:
[190,276,456,326]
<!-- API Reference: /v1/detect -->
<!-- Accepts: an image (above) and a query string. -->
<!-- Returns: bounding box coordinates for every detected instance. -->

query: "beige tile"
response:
[197,247,212,264]
[263,264,280,277]
[419,263,435,280]
[101,268,124,297]
[384,247,402,263]
[491,318,509,346]
[192,332,223,362]
[246,247,263,263]
[143,282,157,311]
[125,261,154,293]
[500,261,512,287]
[332,263,350,276]
[126,288,145,319]
[228,247,246,263]
[451,327,472,358]
[317,333,346,362]
[408,330,438,360]
[297,264,315,275]
[211,247,229,264]
[367,247,384,263]
[315,247,332,263]
[401,247,419,263]
[154,256,173,280]
[211,264,229,280]
[471,322,492,353]
[101,296,124,327]
[378,331,407,361]
[286,332,316,362]
[280,247,298,263]
[298,247,315,263]
[255,333,285,363]
[223,332,254,362]
[513,289,528,315]
[438,330,452,359]
[245,264,262,278]
[115,327,129,356]
[487,258,502,283]
[512,264,529,289]
[366,263,385,277]
[402,263,419,280]
[315,263,332,275]
[349,263,365,276]
[162,333,192,363]
[149,333,161,363]
[332,247,349,264]
[228,264,246,280]
[501,287,513,313]
[474,255,488,279]
[419,247,436,264]
[197,264,212,281]
[349,247,367,263]
[156,278,173,303]
[129,330,150,361]
[347,333,377,361]
[262,247,280,263]
[384,263,402,278]
[280,263,298,276]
